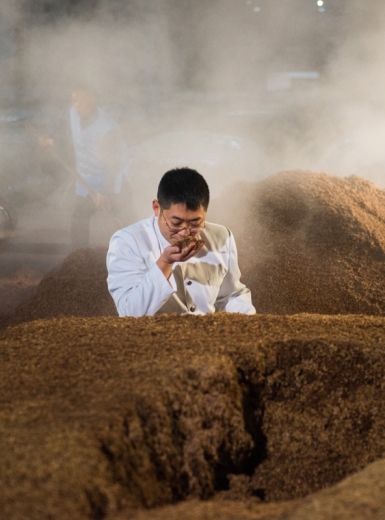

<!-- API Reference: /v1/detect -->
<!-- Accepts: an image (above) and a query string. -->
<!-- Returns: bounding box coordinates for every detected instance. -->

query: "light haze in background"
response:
[0,0,384,236]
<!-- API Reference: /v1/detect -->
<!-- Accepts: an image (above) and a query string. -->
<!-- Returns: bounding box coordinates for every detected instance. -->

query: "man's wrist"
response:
[156,257,173,279]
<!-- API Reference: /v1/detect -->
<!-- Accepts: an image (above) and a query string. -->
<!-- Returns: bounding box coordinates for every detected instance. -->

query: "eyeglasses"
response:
[162,212,205,234]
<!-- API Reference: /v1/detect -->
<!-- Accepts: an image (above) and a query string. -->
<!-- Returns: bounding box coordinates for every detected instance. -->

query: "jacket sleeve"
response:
[214,230,256,315]
[106,232,174,317]
[99,128,130,194]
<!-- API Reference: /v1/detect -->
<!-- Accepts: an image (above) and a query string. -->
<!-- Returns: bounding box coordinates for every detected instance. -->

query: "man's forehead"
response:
[166,203,206,219]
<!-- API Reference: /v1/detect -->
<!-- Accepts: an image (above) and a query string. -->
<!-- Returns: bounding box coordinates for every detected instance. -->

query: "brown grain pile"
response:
[212,170,385,315]
[0,267,41,315]
[2,171,385,519]
[1,246,117,328]
[1,313,385,519]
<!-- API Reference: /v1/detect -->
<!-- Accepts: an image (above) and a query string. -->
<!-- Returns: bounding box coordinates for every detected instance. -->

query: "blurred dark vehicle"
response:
[127,130,271,219]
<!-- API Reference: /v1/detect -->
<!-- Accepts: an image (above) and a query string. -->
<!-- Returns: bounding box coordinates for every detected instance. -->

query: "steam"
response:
[0,0,384,248]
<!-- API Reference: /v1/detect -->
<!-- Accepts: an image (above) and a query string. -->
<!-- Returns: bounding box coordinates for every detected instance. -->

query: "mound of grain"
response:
[212,170,385,315]
[1,313,385,519]
[3,246,117,327]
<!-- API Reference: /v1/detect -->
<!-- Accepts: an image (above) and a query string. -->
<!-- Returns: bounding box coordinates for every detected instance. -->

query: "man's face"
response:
[72,89,97,118]
[152,200,206,245]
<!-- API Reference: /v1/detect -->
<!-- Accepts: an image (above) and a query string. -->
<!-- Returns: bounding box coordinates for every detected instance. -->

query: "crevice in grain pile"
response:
[236,370,268,494]
[95,355,268,507]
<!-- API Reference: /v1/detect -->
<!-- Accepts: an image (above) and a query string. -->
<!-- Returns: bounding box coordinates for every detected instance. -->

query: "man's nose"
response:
[179,226,191,236]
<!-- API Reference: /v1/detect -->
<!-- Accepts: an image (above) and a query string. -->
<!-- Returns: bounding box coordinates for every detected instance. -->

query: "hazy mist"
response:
[1,0,385,244]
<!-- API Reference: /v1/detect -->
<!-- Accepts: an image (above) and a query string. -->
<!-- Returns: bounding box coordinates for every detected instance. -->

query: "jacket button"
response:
[187,280,192,285]
[190,305,196,312]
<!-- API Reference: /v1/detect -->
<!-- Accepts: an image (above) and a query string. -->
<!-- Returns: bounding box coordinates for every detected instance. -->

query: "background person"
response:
[107,167,256,317]
[39,84,131,249]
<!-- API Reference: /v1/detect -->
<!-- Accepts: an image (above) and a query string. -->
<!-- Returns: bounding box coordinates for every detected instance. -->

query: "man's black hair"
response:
[157,167,210,211]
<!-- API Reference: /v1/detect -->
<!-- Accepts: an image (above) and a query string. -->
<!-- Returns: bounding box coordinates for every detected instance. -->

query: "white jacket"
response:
[106,215,256,317]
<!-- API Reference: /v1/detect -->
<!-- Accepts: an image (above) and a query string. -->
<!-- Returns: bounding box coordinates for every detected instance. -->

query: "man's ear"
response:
[152,199,160,216]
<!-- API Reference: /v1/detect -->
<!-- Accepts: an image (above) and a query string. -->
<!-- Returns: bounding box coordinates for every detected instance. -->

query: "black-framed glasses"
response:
[162,211,205,234]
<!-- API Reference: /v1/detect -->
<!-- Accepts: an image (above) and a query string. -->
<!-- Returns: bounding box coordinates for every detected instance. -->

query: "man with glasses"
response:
[107,167,256,316]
